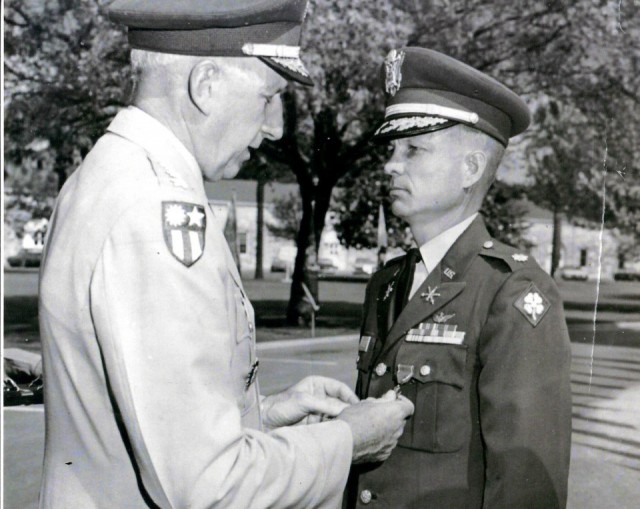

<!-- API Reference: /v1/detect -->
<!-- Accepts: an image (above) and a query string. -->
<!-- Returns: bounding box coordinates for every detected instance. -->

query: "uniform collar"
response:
[107,106,206,198]
[417,213,478,274]
[378,214,492,353]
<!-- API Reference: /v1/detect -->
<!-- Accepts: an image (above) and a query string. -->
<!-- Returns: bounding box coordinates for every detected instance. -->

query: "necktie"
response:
[394,248,421,320]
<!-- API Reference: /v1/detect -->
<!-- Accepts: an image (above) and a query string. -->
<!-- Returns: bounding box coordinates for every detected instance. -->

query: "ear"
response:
[462,150,488,190]
[188,60,220,115]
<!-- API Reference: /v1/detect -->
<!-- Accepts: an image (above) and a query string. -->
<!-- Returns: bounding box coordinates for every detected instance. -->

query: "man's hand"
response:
[337,390,414,464]
[262,376,359,430]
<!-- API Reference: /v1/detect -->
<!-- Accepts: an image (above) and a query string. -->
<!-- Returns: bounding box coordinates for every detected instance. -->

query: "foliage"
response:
[4,0,131,234]
[267,192,303,241]
[480,182,533,249]
[255,0,414,322]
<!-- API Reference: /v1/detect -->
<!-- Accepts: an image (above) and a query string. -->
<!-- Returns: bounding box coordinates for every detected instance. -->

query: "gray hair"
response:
[130,49,259,81]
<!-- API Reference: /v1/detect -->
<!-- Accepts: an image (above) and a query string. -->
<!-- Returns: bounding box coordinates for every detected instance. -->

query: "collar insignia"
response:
[420,286,441,305]
[383,281,395,301]
[384,49,405,96]
[512,253,529,262]
[443,267,456,280]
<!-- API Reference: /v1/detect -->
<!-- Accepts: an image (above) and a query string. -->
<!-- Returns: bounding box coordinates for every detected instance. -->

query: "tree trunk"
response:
[551,209,562,277]
[254,179,265,280]
[286,187,316,325]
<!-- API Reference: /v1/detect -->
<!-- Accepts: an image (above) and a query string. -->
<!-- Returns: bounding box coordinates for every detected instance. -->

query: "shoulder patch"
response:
[513,282,550,327]
[162,201,206,267]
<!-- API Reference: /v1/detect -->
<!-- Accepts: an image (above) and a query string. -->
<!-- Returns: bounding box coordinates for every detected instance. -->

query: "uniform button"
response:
[248,323,254,333]
[360,489,373,505]
[374,363,387,377]
[483,240,494,249]
[420,365,431,376]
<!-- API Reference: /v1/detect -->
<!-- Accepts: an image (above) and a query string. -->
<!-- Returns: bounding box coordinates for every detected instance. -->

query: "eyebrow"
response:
[409,138,434,150]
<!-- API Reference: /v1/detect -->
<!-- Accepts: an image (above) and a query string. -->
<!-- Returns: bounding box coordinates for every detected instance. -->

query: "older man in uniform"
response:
[345,47,572,508]
[38,1,413,508]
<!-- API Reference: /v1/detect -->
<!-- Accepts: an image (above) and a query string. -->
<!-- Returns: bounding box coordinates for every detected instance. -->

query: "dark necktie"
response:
[394,248,421,320]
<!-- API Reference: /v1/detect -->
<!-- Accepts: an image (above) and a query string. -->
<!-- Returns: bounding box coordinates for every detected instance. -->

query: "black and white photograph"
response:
[3,1,639,508]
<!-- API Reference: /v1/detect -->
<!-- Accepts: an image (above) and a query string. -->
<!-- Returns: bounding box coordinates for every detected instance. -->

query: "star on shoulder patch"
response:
[162,202,206,267]
[513,282,550,327]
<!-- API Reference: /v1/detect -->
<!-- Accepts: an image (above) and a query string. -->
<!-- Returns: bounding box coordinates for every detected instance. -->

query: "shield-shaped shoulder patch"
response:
[162,201,206,267]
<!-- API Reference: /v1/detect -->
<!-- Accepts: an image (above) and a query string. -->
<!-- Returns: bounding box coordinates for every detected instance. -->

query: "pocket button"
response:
[360,489,373,504]
[420,364,432,376]
[374,363,387,377]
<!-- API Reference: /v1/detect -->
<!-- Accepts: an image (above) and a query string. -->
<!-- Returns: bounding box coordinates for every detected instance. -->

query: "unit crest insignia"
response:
[162,201,206,267]
[514,282,550,327]
[384,49,405,96]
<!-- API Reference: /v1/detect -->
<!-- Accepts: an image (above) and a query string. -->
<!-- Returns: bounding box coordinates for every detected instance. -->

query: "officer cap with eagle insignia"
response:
[373,47,531,146]
[108,0,313,85]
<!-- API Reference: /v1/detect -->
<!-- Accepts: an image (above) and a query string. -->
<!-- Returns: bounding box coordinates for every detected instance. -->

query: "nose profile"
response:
[261,95,284,141]
[384,146,404,175]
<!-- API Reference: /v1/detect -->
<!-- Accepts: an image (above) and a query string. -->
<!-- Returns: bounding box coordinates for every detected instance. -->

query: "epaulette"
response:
[478,239,537,272]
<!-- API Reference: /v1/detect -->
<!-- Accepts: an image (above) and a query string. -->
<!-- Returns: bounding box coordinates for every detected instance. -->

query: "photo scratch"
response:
[616,0,626,33]
[590,131,609,391]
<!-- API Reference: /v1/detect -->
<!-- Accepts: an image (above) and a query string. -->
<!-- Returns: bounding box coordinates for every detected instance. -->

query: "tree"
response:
[333,0,639,274]
[266,192,303,242]
[255,0,413,323]
[4,0,131,237]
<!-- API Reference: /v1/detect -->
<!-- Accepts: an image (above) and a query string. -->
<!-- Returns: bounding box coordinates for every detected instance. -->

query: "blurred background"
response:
[3,1,640,508]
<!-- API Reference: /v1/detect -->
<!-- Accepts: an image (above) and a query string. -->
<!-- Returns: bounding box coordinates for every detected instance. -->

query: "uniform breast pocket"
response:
[395,342,469,453]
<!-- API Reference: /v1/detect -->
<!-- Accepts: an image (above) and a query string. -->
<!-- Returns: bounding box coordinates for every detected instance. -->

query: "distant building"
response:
[519,200,625,280]
[201,181,627,280]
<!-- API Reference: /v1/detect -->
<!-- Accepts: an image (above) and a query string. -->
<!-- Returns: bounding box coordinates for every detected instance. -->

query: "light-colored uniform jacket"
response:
[38,107,352,508]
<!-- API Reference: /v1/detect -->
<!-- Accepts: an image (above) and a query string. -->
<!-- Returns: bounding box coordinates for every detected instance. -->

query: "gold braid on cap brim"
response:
[375,116,448,135]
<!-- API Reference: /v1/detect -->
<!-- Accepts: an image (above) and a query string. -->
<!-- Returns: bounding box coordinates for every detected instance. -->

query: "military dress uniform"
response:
[38,2,353,507]
[345,47,572,508]
[38,107,352,509]
[346,216,572,508]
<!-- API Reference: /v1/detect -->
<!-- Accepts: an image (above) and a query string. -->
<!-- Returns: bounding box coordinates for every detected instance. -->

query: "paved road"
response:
[4,333,640,509]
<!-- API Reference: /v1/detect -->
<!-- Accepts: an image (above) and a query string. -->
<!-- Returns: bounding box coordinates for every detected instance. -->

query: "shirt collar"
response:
[107,106,204,195]
[417,213,478,273]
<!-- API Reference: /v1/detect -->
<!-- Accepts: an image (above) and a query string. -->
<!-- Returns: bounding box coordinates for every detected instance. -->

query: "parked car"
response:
[270,246,297,273]
[353,257,376,275]
[613,268,640,281]
[317,257,338,273]
[6,250,42,268]
[559,266,589,281]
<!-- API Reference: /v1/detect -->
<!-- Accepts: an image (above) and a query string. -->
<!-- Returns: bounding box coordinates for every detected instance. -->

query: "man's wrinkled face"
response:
[200,60,287,181]
[384,127,468,224]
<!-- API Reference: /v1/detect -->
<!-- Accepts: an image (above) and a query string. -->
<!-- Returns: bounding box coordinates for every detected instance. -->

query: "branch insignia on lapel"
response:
[420,286,441,305]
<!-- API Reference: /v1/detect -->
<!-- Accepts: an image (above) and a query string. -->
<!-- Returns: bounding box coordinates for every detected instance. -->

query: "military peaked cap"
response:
[374,47,531,145]
[108,0,313,85]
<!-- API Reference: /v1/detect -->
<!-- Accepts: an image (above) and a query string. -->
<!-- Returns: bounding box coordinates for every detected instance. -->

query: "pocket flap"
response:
[396,342,467,389]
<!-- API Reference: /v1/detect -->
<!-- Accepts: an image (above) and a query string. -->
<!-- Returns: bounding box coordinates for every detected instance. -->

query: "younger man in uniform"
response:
[346,47,572,508]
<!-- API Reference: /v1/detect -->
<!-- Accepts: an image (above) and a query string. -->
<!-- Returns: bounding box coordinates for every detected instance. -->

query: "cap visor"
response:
[372,115,457,142]
[259,56,313,86]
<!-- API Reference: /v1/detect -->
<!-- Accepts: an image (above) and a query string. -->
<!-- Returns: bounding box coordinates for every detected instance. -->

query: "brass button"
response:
[420,365,432,376]
[483,240,494,249]
[374,363,387,377]
[360,489,373,505]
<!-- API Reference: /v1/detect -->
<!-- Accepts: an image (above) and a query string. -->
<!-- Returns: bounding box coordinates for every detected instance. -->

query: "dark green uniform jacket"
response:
[345,216,572,509]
